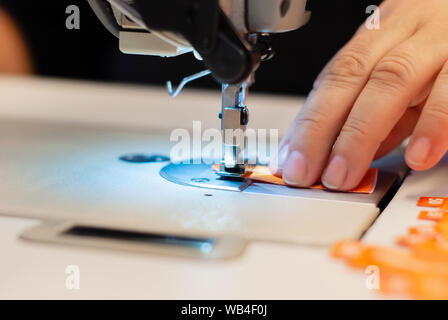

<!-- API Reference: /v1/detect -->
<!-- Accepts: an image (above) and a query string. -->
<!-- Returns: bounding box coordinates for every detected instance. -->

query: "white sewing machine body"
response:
[1,76,446,299]
[0,76,402,251]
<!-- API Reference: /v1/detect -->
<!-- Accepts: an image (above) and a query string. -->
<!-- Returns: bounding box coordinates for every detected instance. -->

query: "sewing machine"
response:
[1,0,447,299]
[1,75,436,299]
[88,0,311,177]
[0,0,401,259]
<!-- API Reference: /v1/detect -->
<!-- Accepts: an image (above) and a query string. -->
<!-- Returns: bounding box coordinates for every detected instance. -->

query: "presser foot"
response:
[160,161,253,192]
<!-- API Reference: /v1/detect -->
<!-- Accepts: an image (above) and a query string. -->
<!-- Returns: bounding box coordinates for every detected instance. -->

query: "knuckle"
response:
[424,63,448,122]
[340,116,379,144]
[295,108,329,134]
[426,101,448,120]
[438,64,448,81]
[370,52,416,91]
[325,49,369,88]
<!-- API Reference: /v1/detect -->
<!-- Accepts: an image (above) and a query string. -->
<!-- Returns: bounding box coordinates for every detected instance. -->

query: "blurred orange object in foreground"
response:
[418,210,447,222]
[332,239,448,299]
[332,195,448,300]
[417,197,446,208]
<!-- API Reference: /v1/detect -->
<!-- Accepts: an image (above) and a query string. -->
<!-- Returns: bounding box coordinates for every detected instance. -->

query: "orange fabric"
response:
[408,225,437,237]
[417,197,446,208]
[396,234,433,247]
[435,222,448,238]
[212,164,378,194]
[332,195,448,300]
[332,240,448,299]
[331,239,365,260]
[441,200,448,212]
[418,210,447,222]
[412,239,448,263]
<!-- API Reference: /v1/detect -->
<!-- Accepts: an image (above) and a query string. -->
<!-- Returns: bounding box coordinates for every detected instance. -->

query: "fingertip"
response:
[282,150,310,187]
[322,151,374,191]
[405,136,432,170]
[269,159,282,177]
[268,159,280,176]
[322,155,349,190]
[269,144,289,176]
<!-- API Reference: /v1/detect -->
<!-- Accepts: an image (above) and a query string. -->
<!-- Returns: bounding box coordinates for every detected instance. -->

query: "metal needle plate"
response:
[160,161,402,206]
[160,162,252,192]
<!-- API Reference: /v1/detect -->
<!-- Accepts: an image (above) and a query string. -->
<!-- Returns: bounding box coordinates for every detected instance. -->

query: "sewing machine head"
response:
[88,0,310,177]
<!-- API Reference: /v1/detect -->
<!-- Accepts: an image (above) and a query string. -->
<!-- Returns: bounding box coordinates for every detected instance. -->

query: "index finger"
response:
[278,17,417,186]
[322,31,448,190]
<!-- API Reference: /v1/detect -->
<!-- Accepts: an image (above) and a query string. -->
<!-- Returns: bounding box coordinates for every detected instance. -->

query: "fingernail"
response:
[322,155,348,190]
[407,137,431,167]
[283,150,308,186]
[269,144,289,175]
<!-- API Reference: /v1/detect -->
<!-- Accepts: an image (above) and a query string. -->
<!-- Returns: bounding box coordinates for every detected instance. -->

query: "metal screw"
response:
[280,0,291,17]
[240,108,249,126]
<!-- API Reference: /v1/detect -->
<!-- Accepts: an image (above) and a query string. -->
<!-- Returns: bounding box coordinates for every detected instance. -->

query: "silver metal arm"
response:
[217,81,250,178]
[166,70,212,97]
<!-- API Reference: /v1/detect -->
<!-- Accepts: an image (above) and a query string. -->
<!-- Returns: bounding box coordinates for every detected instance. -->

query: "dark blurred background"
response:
[0,0,382,95]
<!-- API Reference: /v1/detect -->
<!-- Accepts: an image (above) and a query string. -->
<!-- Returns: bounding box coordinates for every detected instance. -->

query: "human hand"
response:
[270,0,448,190]
[0,8,32,74]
